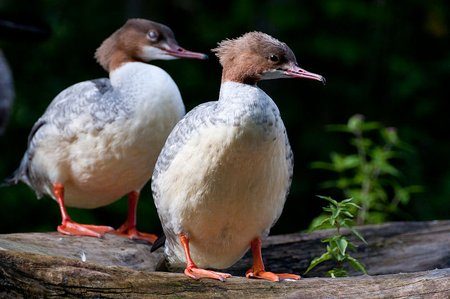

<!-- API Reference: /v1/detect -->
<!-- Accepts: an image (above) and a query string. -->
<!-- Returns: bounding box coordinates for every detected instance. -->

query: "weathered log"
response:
[230,220,450,276]
[0,231,164,272]
[0,250,448,298]
[0,221,449,298]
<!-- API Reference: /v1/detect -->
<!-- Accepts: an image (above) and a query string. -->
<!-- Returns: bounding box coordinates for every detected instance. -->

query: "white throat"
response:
[109,61,185,123]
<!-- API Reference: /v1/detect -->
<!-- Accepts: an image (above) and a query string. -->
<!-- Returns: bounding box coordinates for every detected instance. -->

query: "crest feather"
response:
[212,31,286,66]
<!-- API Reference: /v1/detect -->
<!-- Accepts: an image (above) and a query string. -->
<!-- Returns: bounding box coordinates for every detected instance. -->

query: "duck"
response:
[5,18,207,243]
[151,31,325,281]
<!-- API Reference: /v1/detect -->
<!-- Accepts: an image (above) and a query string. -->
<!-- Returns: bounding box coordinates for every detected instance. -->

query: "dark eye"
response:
[269,54,279,62]
[147,30,159,41]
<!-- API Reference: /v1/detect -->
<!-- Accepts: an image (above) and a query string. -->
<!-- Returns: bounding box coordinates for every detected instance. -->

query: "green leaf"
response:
[317,195,339,206]
[381,127,399,145]
[396,188,410,204]
[330,153,359,172]
[345,202,361,209]
[351,137,372,152]
[341,198,354,203]
[309,215,332,231]
[347,114,364,132]
[331,207,341,221]
[304,252,332,274]
[350,227,367,244]
[342,155,360,169]
[361,121,381,131]
[347,255,367,274]
[343,211,354,218]
[379,163,400,176]
[340,218,354,228]
[327,239,345,261]
[336,237,348,255]
[329,217,336,226]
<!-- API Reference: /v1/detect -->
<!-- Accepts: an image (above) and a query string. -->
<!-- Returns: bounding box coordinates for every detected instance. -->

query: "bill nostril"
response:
[177,48,183,52]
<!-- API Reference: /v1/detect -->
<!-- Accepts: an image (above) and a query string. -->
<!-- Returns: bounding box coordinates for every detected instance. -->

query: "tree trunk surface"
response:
[0,220,449,298]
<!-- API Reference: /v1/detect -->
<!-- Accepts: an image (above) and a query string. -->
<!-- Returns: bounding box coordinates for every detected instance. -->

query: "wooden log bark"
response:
[0,221,449,298]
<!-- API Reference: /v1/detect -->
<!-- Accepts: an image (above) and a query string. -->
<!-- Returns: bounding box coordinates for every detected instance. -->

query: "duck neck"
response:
[107,51,138,73]
[218,81,264,106]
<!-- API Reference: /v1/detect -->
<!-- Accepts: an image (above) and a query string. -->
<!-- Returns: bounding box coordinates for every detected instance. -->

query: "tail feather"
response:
[151,234,166,252]
[2,152,31,187]
[2,172,20,187]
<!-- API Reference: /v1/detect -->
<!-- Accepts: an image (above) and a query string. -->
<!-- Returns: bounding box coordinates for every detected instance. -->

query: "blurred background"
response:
[0,0,448,235]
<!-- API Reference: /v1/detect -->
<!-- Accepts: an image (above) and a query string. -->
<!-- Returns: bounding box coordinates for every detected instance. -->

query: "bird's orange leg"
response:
[246,237,300,282]
[53,183,113,238]
[114,191,157,244]
[179,233,232,281]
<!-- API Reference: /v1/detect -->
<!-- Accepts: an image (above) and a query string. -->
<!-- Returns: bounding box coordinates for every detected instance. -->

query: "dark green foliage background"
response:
[0,0,448,234]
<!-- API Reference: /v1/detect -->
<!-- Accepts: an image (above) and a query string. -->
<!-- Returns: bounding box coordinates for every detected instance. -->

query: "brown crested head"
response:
[212,32,325,85]
[95,18,207,72]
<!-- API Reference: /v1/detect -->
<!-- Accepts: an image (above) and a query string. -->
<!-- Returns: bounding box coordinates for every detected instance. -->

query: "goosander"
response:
[5,19,207,242]
[151,32,324,281]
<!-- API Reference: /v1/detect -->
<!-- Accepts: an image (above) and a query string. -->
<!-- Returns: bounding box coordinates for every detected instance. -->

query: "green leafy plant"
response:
[305,196,367,278]
[311,114,421,225]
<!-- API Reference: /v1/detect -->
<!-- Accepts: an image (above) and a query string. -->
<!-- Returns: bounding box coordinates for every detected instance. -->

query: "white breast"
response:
[156,84,291,269]
[33,63,185,208]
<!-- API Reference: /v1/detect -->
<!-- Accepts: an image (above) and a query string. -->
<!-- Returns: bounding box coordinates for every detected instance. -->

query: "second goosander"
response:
[152,32,324,281]
[5,19,207,242]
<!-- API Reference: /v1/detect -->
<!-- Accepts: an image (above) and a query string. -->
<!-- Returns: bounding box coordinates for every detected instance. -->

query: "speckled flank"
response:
[8,62,185,208]
[152,81,293,269]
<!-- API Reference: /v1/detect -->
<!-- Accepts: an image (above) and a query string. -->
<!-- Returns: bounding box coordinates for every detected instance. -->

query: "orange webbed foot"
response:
[246,237,300,282]
[114,222,157,244]
[111,191,157,244]
[246,268,301,282]
[185,266,232,282]
[57,220,114,238]
[178,233,231,281]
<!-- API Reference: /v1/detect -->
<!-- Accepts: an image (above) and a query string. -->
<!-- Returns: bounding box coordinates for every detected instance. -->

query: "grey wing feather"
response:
[3,78,125,196]
[41,78,121,131]
[285,129,294,191]
[273,127,293,223]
